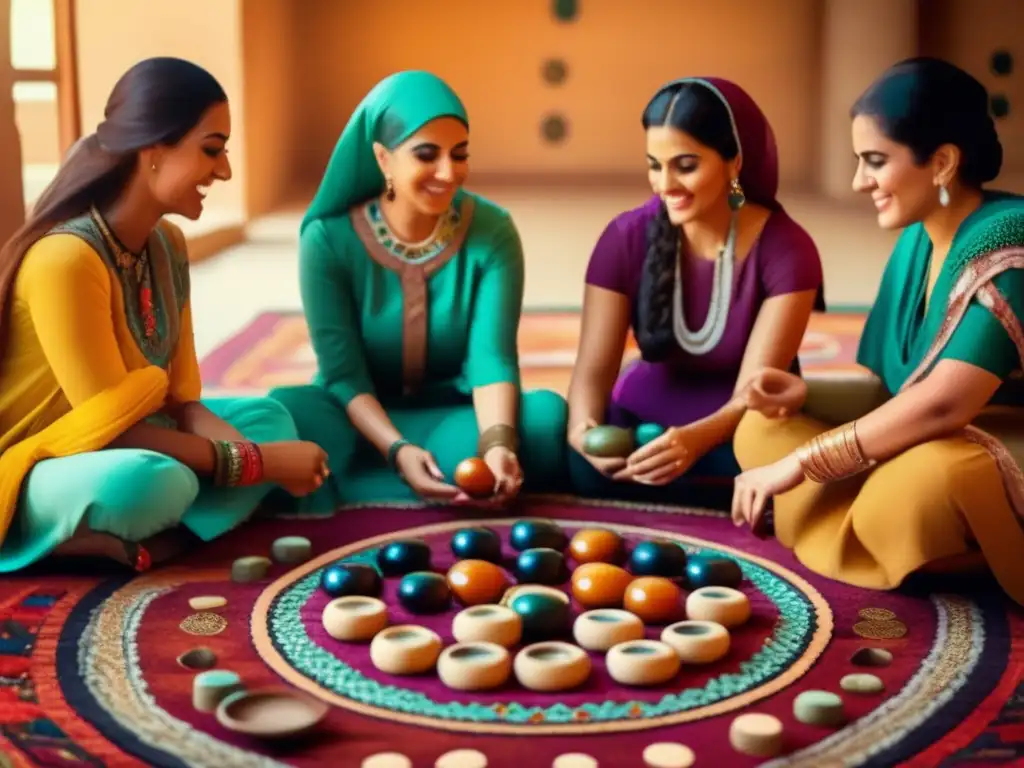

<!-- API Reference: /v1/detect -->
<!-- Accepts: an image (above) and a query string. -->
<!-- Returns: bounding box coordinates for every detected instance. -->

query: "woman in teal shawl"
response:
[729,58,1024,606]
[270,71,568,510]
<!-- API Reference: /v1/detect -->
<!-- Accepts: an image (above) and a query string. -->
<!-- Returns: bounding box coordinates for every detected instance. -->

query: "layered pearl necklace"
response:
[672,211,738,355]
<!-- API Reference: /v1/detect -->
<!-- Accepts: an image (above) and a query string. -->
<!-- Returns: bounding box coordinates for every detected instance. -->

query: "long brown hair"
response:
[0,56,226,361]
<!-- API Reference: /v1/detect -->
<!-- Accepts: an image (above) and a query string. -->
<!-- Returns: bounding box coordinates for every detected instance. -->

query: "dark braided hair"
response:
[636,81,739,361]
[851,57,1002,188]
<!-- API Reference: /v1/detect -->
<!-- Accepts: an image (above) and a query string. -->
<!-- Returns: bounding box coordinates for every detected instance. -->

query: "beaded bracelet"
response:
[212,440,265,487]
[387,438,412,473]
[478,424,519,457]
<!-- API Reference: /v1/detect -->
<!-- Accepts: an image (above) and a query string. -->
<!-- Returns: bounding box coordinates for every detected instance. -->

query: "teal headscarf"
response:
[301,71,468,234]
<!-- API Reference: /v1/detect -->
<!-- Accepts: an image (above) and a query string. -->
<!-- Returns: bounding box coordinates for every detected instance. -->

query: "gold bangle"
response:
[478,424,519,457]
[796,421,873,483]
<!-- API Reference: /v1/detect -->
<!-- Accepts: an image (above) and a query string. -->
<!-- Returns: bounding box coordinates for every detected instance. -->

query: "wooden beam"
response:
[0,0,26,242]
[53,0,80,154]
[9,68,58,83]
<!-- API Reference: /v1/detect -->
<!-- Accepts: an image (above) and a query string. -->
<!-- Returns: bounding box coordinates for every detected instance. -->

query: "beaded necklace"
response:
[90,206,158,341]
[363,199,461,265]
[672,211,738,355]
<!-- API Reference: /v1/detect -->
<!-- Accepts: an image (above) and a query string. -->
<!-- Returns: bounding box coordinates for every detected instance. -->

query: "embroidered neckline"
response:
[362,200,461,264]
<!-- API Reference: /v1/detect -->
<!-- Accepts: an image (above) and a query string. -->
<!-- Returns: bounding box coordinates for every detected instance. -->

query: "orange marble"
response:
[453,458,496,498]
[623,577,683,624]
[568,528,625,564]
[571,563,633,608]
[446,560,509,605]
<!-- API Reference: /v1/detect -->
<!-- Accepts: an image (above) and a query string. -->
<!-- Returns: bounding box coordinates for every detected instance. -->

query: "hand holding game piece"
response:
[569,419,628,477]
[743,367,807,418]
[481,446,524,503]
[614,426,700,485]
[453,457,496,497]
[258,441,330,497]
[394,445,462,502]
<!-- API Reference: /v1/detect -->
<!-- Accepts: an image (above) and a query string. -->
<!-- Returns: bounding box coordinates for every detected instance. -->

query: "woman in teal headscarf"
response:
[730,58,1024,606]
[269,71,568,510]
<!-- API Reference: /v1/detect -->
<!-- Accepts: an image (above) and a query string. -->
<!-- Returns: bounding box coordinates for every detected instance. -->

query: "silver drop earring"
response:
[938,184,950,207]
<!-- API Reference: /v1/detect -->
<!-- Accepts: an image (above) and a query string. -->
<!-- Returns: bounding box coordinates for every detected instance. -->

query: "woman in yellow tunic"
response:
[0,58,328,572]
[730,58,1024,606]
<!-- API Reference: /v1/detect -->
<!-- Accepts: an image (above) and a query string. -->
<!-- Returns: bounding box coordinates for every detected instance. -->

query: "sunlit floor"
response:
[187,181,903,360]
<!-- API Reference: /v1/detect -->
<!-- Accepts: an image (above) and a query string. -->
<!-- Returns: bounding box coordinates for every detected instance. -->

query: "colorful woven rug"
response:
[200,311,870,395]
[0,499,1019,767]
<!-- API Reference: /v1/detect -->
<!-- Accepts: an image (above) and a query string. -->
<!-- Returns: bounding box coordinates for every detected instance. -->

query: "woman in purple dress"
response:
[567,77,825,506]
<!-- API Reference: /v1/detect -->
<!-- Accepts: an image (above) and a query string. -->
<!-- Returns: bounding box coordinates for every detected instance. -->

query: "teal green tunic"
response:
[269,71,567,510]
[858,192,1024,407]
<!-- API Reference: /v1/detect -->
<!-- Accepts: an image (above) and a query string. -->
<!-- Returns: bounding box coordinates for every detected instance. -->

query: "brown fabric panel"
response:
[351,197,476,395]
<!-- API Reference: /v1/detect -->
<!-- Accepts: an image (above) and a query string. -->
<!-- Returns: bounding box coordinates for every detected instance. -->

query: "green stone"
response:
[195,669,241,689]
[635,423,665,446]
[271,536,312,565]
[231,556,271,583]
[793,690,846,727]
[582,425,635,458]
[552,0,578,22]
[510,592,571,640]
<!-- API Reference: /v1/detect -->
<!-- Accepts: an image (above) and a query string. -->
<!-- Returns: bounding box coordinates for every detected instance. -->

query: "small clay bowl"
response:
[215,687,329,740]
[176,647,217,671]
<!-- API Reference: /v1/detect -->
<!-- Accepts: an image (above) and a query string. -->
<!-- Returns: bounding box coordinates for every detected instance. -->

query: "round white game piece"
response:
[793,690,846,727]
[437,642,512,691]
[660,620,730,664]
[729,712,784,757]
[452,604,523,647]
[362,753,413,768]
[606,640,680,686]
[573,609,644,651]
[189,595,227,611]
[841,672,885,694]
[436,748,488,768]
[552,754,598,768]
[514,642,591,692]
[686,587,751,628]
[322,596,388,642]
[370,625,442,675]
[642,742,695,768]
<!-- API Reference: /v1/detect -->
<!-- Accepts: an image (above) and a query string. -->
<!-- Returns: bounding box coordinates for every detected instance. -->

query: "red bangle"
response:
[237,442,264,486]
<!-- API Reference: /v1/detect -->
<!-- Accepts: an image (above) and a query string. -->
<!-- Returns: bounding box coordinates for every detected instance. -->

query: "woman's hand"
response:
[731,453,804,533]
[569,418,629,477]
[483,446,523,504]
[394,444,463,503]
[613,425,702,485]
[743,368,807,418]
[259,441,330,497]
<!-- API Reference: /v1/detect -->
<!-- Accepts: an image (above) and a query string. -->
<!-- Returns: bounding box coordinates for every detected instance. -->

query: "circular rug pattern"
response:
[1,499,1018,768]
[255,519,831,734]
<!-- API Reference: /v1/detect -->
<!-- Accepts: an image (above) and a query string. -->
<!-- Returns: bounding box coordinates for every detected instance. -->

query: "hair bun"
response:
[964,111,1003,184]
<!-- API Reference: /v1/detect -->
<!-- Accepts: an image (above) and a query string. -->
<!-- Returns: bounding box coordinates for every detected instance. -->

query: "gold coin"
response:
[853,619,907,640]
[858,607,897,622]
[180,612,228,636]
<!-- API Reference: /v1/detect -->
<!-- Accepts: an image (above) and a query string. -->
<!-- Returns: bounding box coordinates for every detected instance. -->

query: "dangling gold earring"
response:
[385,177,396,202]
[728,178,746,211]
